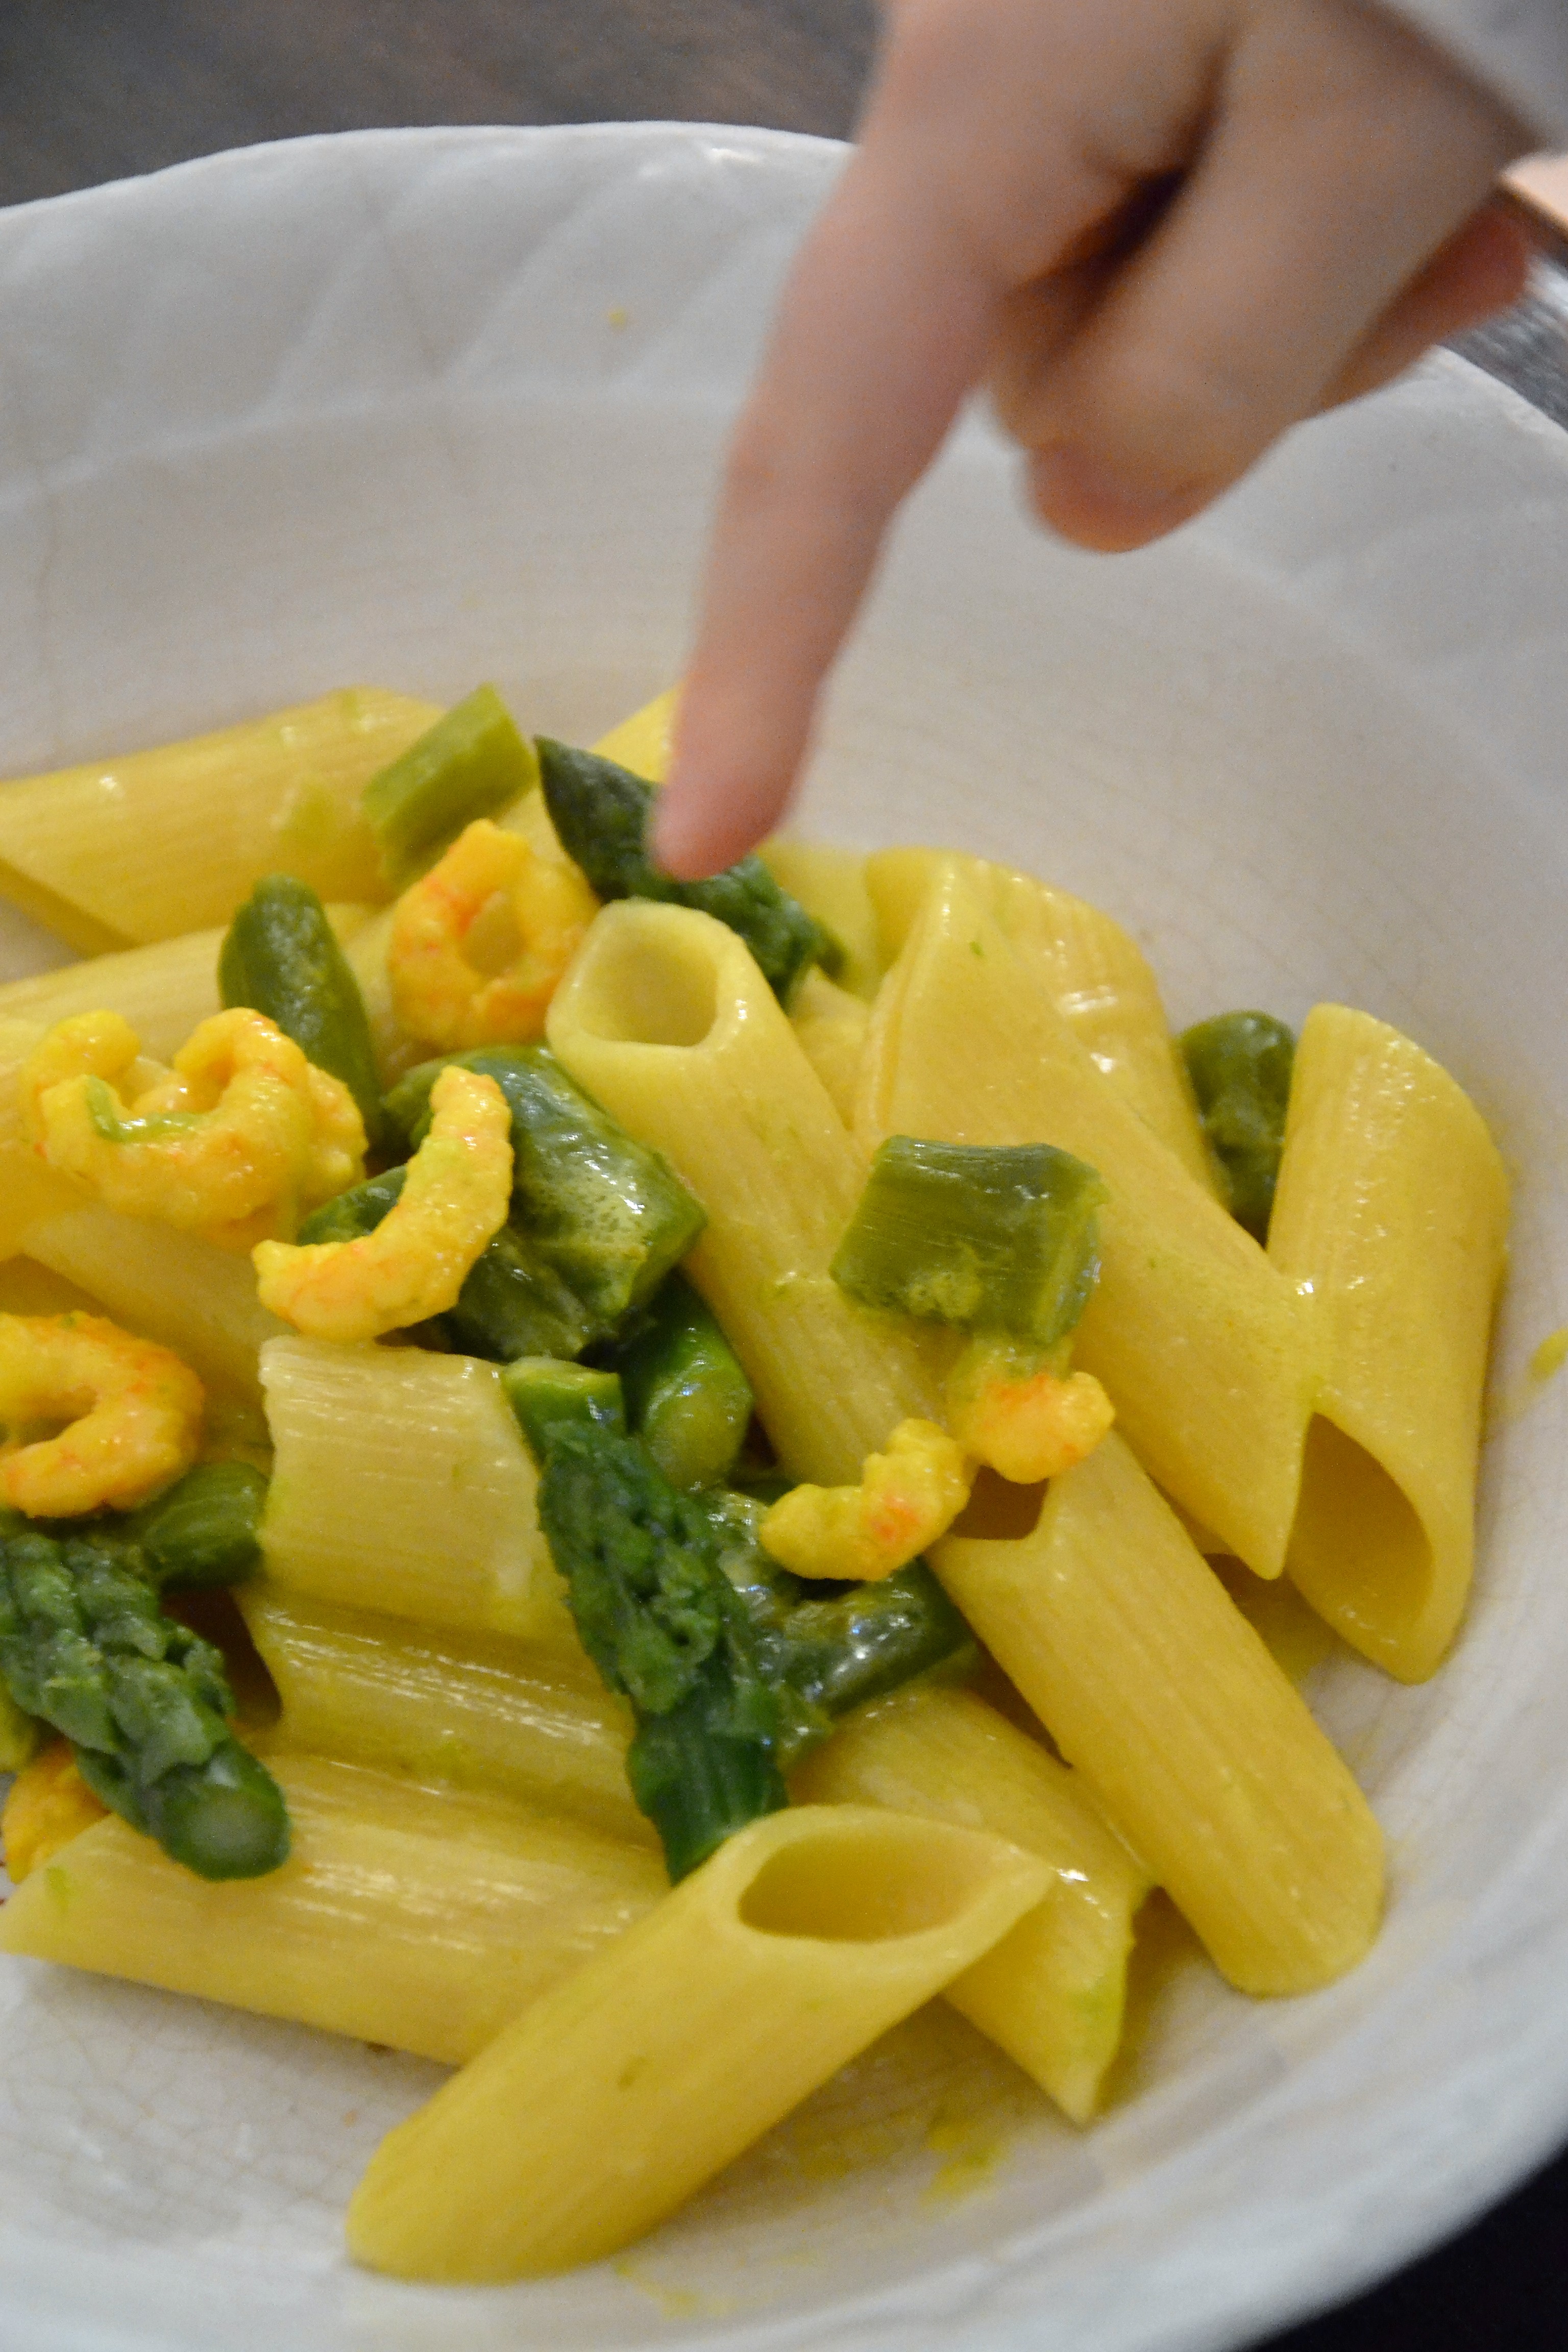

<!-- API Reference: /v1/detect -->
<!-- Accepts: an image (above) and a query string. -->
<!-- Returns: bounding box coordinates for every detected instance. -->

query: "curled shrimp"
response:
[254,1066,513,1342]
[0,1311,205,1518]
[23,1008,365,1250]
[944,1337,1115,1485]
[388,818,598,1051]
[760,1418,973,1583]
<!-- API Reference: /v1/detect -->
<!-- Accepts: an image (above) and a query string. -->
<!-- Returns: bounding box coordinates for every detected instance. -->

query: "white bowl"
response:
[1,122,1566,2352]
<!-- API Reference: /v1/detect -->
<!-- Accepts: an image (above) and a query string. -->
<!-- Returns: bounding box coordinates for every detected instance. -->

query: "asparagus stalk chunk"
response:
[361,685,540,885]
[1180,1012,1295,1242]
[536,1431,787,1879]
[504,1360,627,1459]
[384,1046,704,1349]
[616,1273,753,1490]
[831,1136,1107,1349]
[0,1526,289,1879]
[127,1461,269,1591]
[536,738,839,1001]
[218,874,390,1149]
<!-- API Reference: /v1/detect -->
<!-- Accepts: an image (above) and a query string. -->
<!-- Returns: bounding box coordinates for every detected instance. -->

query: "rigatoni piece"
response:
[258,1337,573,1646]
[865,848,1217,1190]
[240,1580,648,1844]
[547,901,947,1485]
[0,1751,664,2063]
[860,859,1315,1579]
[793,1685,1150,2122]
[935,1434,1384,1996]
[0,689,441,945]
[346,1804,1050,2281]
[1269,1005,1509,1681]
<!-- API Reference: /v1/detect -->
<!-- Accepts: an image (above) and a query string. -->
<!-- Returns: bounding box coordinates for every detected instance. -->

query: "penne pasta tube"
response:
[0,689,440,947]
[859,858,1315,1578]
[0,1752,665,2064]
[864,848,1218,1190]
[588,684,677,782]
[241,1580,648,1844]
[547,902,947,1484]
[761,840,882,999]
[1268,1005,1510,1681]
[259,1336,574,1645]
[793,1684,1151,2121]
[934,1435,1383,1996]
[22,1202,287,1402]
[346,1803,1050,2281]
[790,967,872,1124]
[0,904,372,1062]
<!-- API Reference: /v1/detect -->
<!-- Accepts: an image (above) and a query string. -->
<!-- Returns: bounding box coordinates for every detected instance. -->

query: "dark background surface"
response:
[0,5,1563,2346]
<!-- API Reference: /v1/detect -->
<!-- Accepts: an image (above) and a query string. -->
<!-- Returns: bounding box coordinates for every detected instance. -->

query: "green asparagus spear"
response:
[361,685,540,884]
[616,1273,753,1490]
[535,738,839,1000]
[218,875,391,1150]
[536,1430,787,1879]
[127,1461,269,1591]
[0,1527,289,1880]
[384,1045,704,1345]
[1180,1012,1296,1242]
[831,1136,1107,1349]
[503,1359,626,1460]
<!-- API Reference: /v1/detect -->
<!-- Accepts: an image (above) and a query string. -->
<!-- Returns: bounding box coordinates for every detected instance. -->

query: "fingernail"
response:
[1030,444,1207,553]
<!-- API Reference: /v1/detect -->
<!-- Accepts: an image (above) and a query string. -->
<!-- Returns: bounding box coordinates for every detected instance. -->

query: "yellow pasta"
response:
[935,1434,1383,1995]
[1269,1005,1510,1681]
[588,684,677,781]
[0,1752,665,2064]
[761,840,883,999]
[346,1804,1050,2281]
[0,904,371,1063]
[860,856,1315,1578]
[258,1335,573,1644]
[790,967,872,1124]
[547,900,947,1484]
[794,1685,1150,2121]
[0,690,440,946]
[241,1580,648,1844]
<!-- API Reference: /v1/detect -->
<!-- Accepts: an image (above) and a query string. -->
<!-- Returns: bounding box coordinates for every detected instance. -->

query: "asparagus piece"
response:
[831,1136,1107,1349]
[127,1461,269,1591]
[361,685,540,885]
[616,1273,753,1490]
[1180,1012,1296,1242]
[536,738,839,1001]
[0,1526,289,1879]
[384,1046,704,1346]
[218,874,390,1149]
[504,1359,626,1460]
[536,1430,787,1879]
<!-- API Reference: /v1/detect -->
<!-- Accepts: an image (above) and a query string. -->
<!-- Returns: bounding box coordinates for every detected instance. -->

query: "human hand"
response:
[656,0,1532,875]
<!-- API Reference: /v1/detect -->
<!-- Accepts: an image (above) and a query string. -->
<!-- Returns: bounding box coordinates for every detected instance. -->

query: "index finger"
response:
[653,149,994,877]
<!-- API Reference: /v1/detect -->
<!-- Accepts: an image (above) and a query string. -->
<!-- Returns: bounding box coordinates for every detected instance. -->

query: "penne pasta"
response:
[241,1580,648,1844]
[859,857,1315,1578]
[760,840,883,1000]
[793,1684,1151,2121]
[258,1336,574,1645]
[0,689,439,948]
[790,967,872,1124]
[935,1435,1384,1996]
[1269,1005,1510,1681]
[0,1751,665,2064]
[346,1803,1050,2280]
[0,904,372,1063]
[587,684,677,782]
[547,900,948,1484]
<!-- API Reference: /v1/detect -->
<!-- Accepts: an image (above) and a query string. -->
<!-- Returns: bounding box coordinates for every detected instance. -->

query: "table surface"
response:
[1,6,1564,2346]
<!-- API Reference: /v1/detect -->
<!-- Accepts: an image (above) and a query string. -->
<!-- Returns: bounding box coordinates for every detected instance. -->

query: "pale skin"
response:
[655,0,1535,876]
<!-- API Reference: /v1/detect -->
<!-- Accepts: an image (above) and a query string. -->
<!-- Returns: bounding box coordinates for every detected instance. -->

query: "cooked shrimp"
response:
[388,818,598,1050]
[0,1310,205,1517]
[2,1740,108,1880]
[945,1339,1115,1484]
[760,1418,973,1582]
[254,1066,512,1342]
[24,1007,365,1249]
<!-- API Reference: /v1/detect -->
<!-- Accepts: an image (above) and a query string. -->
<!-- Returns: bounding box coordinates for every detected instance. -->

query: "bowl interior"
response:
[1,124,1566,2352]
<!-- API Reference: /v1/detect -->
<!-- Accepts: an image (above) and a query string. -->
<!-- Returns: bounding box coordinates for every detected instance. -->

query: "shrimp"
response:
[388,818,598,1051]
[760,1418,973,1583]
[254,1066,513,1342]
[945,1338,1115,1484]
[2,1739,108,1881]
[0,1310,205,1517]
[23,1007,365,1250]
